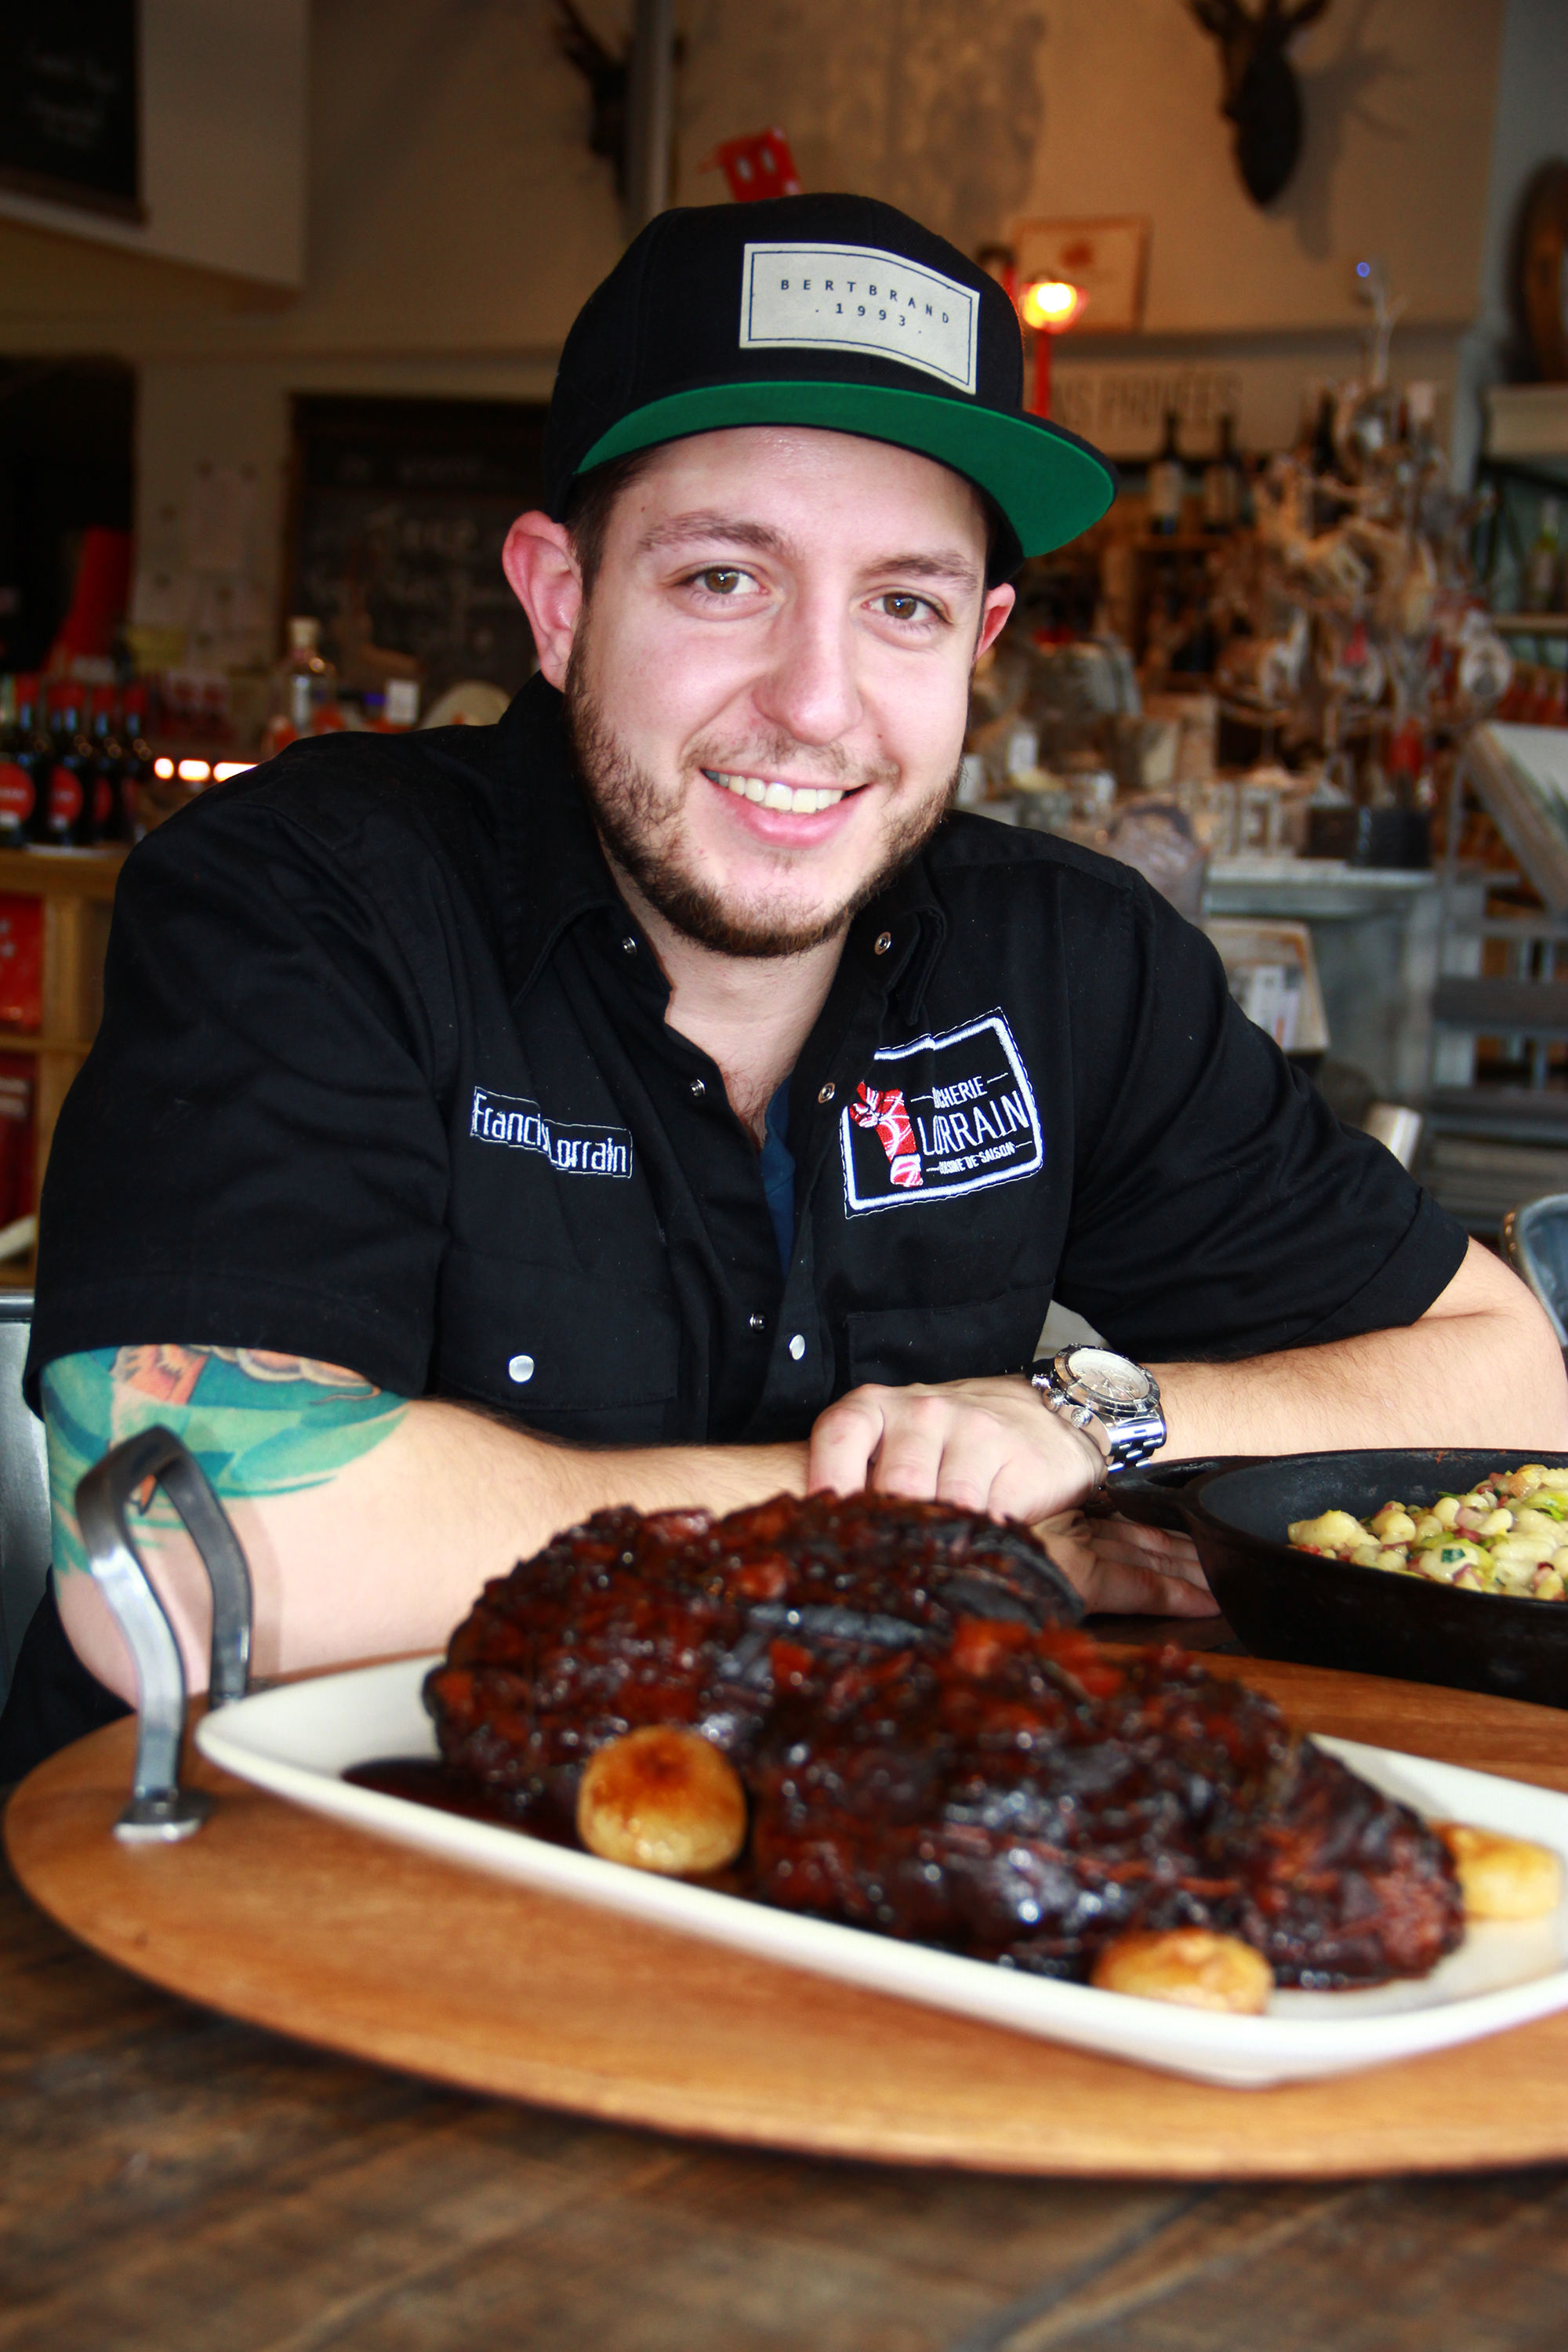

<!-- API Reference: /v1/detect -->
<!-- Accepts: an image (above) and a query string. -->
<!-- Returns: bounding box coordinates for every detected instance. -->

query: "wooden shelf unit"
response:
[0,848,125,1282]
[1493,613,1568,639]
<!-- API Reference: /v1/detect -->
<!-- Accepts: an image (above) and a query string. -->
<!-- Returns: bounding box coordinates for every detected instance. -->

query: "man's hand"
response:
[1033,1510,1217,1618]
[806,1374,1218,1617]
[808,1374,1105,1526]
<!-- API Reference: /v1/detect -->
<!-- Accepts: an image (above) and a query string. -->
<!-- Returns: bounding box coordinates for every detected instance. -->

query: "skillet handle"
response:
[76,1424,253,1846]
[1089,1457,1261,1534]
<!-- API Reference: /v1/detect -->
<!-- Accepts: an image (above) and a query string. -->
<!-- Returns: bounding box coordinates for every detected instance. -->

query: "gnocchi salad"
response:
[1289,1465,1568,1600]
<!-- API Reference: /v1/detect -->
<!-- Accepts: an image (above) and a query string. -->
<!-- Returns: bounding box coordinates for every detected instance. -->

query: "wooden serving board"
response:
[10,1653,1568,2180]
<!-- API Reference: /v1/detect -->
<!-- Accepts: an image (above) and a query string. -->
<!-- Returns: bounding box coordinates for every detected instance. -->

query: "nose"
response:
[751,585,863,750]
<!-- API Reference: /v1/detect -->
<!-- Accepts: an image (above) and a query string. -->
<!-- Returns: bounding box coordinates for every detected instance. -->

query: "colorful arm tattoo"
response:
[41,1345,410,1580]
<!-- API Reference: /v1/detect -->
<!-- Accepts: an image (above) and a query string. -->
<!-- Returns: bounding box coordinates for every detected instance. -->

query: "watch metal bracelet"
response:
[1028,1354,1166,1477]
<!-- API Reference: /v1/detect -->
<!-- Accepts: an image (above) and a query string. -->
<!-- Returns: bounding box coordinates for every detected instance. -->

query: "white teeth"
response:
[708,770,846,814]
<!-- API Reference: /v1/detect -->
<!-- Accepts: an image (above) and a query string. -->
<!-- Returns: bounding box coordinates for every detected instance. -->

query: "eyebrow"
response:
[636,512,797,559]
[636,511,983,592]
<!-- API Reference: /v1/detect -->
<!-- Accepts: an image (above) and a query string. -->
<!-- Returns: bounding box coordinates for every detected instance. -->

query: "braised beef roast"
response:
[423,1491,1461,1987]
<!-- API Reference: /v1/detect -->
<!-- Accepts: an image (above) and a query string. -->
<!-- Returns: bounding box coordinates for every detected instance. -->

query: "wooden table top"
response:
[6,1841,1568,2352]
[6,1639,1568,2347]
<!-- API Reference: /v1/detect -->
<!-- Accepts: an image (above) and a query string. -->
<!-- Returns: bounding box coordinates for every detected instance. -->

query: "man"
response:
[5,194,1563,1765]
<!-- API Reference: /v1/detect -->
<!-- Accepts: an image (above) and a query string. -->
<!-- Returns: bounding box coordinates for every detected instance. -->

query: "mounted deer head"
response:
[552,0,630,200]
[1189,0,1331,207]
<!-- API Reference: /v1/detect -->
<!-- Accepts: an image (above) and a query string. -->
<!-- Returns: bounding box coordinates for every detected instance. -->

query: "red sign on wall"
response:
[700,129,801,204]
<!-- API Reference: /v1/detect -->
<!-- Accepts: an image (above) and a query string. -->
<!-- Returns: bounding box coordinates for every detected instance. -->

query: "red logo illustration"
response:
[849,1083,923,1189]
[49,767,82,826]
[0,763,34,823]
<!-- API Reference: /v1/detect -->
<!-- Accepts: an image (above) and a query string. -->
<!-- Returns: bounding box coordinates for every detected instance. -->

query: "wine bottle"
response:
[1202,413,1243,534]
[1147,411,1185,537]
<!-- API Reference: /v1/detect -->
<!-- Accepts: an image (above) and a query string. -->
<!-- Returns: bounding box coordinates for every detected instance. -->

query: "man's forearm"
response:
[1152,1240,1568,1461]
[48,1351,805,1702]
[221,1402,808,1693]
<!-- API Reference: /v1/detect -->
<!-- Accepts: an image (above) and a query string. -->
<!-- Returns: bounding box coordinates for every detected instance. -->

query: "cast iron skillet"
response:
[1105,1449,1568,1712]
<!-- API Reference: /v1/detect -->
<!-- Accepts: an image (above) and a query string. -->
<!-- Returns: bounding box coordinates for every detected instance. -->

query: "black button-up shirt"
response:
[28,677,1468,1426]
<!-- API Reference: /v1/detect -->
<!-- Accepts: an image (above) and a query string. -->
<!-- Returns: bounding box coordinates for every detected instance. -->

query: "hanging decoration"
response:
[1186,0,1331,209]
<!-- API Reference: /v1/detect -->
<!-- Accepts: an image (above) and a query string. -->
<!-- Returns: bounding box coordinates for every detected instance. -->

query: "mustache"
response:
[687,731,899,796]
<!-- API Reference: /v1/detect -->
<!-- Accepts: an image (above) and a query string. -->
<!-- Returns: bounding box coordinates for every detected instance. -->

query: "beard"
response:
[564,645,958,961]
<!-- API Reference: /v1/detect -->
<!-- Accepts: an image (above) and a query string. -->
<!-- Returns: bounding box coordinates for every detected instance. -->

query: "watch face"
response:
[1065,1347,1151,1408]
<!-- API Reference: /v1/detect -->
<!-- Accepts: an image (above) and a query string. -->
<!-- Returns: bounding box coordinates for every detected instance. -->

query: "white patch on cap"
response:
[739,244,978,394]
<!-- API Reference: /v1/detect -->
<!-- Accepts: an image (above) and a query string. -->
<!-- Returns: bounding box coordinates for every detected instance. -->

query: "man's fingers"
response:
[1031,1510,1218,1617]
[871,1392,964,1504]
[1089,1518,1206,1584]
[806,1392,887,1496]
[1079,1555,1218,1616]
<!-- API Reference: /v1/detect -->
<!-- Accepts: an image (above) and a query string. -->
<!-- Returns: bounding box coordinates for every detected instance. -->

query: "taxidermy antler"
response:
[1188,0,1331,207]
[551,0,630,198]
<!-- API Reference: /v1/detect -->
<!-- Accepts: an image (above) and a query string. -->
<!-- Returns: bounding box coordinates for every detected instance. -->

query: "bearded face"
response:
[554,426,1001,961]
[566,647,960,959]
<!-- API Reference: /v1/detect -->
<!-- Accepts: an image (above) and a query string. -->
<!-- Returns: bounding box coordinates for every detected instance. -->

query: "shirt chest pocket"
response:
[842,1282,1051,1391]
[435,1242,682,1441]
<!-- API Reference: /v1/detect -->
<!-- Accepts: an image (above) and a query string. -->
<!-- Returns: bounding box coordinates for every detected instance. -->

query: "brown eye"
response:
[880,593,926,622]
[697,568,747,595]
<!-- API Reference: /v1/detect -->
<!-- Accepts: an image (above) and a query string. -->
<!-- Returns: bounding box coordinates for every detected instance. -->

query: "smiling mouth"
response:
[702,769,855,814]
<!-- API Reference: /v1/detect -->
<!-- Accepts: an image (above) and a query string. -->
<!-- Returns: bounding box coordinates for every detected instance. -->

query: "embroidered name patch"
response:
[739,243,979,394]
[470,1086,633,1179]
[840,1011,1042,1214]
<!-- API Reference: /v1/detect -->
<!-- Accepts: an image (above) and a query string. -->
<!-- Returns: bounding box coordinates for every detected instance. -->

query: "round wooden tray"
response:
[11,1653,1568,2179]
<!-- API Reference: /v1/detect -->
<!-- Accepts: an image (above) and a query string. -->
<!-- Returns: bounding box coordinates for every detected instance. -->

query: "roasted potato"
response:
[1089,1929,1272,2013]
[1435,1823,1564,1921]
[577,1726,747,1875]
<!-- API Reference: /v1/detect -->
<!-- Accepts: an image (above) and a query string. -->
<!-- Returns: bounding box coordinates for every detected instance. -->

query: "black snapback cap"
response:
[543,193,1116,572]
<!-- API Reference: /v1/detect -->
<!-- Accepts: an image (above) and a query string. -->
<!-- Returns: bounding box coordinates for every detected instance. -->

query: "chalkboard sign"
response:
[287,397,549,703]
[0,2,141,220]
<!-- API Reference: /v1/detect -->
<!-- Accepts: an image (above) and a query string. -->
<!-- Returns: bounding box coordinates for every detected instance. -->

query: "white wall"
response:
[0,0,1537,633]
[0,0,309,291]
[675,0,1507,337]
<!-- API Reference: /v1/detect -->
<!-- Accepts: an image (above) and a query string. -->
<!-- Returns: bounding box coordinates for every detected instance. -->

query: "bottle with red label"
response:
[44,684,96,848]
[117,685,154,840]
[88,685,133,844]
[0,677,42,848]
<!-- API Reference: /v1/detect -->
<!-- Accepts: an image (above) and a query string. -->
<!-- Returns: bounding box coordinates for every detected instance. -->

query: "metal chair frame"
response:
[1501,1193,1568,1349]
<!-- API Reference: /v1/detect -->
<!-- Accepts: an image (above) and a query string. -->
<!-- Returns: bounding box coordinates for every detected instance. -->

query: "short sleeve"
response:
[26,782,457,1406]
[1052,884,1468,1363]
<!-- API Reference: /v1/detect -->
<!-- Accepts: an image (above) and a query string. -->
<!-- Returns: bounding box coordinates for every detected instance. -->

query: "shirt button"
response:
[689,1078,706,1101]
[817,1081,836,1104]
[507,1353,535,1384]
[621,935,638,956]
[748,1312,767,1332]
[873,930,893,956]
[788,1333,807,1362]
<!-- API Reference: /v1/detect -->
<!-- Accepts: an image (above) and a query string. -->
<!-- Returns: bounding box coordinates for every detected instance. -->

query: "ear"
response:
[974,582,1015,663]
[503,512,582,688]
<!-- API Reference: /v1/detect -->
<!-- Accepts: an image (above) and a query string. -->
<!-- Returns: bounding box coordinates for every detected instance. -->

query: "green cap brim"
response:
[578,381,1116,561]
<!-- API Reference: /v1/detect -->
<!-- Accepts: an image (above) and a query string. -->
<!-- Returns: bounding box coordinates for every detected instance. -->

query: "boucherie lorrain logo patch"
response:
[739,243,979,394]
[470,1086,633,1178]
[840,1011,1044,1216]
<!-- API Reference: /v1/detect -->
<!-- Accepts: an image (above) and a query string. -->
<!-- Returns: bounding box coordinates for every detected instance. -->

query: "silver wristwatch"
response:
[1029,1347,1165,1475]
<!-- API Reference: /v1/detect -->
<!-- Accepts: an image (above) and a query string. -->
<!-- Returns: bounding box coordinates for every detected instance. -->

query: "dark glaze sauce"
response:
[343,1757,754,1893]
[344,1759,575,1846]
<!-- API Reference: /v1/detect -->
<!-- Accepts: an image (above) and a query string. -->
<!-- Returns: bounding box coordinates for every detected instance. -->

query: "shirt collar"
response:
[494,676,624,1000]
[495,673,948,1022]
